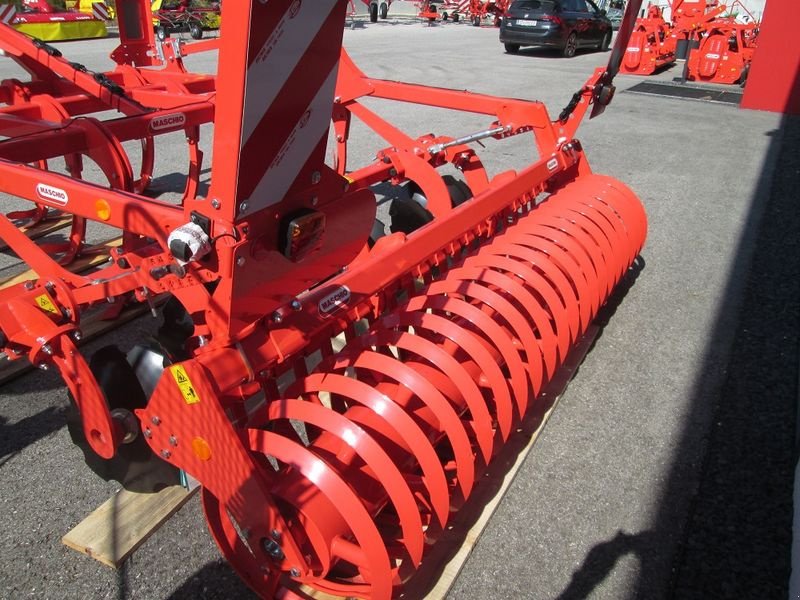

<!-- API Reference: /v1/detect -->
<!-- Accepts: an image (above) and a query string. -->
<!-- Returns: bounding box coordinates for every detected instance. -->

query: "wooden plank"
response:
[62,485,198,569]
[0,237,122,289]
[0,214,72,252]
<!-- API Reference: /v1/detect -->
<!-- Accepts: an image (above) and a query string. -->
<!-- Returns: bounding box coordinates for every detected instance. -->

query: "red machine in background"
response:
[0,0,647,598]
[620,5,675,75]
[619,0,758,83]
[685,19,757,84]
[468,0,509,26]
[6,0,108,40]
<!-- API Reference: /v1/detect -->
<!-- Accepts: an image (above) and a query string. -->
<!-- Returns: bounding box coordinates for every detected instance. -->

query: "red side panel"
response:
[741,0,800,115]
[622,31,645,70]
[697,34,725,78]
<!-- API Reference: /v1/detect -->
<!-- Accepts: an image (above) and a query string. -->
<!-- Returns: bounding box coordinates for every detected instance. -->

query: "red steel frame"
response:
[0,1,646,598]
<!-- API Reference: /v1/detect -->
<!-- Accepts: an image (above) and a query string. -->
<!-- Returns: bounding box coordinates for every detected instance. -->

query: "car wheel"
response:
[155,25,168,41]
[369,2,378,22]
[442,11,449,20]
[379,2,388,19]
[561,32,577,57]
[504,43,520,54]
[453,12,459,22]
[189,22,202,40]
[472,15,480,26]
[600,30,611,51]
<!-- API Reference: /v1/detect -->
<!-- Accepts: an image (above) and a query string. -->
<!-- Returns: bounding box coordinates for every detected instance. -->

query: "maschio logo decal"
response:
[288,0,302,18]
[36,184,68,206]
[318,286,350,315]
[150,113,186,132]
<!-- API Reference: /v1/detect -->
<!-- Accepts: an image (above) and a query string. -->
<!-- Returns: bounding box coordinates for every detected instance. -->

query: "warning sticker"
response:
[169,365,201,405]
[35,294,59,315]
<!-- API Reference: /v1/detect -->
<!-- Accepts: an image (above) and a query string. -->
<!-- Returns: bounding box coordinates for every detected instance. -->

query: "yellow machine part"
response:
[13,20,107,41]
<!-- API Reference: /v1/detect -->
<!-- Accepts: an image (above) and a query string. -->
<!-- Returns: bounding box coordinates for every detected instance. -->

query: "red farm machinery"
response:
[3,0,109,41]
[620,0,759,82]
[620,5,675,75]
[0,0,647,598]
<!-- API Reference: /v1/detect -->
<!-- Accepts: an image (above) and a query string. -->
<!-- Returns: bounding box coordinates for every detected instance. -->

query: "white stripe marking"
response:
[245,64,339,213]
[0,5,17,24]
[241,0,340,146]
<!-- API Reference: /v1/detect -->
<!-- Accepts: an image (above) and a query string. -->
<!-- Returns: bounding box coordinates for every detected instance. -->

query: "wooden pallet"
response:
[62,485,198,568]
[0,213,72,253]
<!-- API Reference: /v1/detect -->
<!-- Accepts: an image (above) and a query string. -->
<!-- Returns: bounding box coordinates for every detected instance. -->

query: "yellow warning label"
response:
[35,294,59,315]
[169,364,200,405]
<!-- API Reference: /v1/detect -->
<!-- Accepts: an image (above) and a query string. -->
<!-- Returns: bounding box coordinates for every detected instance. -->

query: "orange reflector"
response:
[95,199,111,221]
[192,436,212,461]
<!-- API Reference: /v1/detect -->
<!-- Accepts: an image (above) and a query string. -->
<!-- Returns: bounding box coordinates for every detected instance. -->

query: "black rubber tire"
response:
[562,32,578,57]
[453,12,460,22]
[442,11,449,20]
[379,2,388,19]
[389,176,473,234]
[369,2,378,22]
[189,22,203,40]
[504,43,520,54]
[600,30,611,51]
[472,15,481,26]
[155,25,168,41]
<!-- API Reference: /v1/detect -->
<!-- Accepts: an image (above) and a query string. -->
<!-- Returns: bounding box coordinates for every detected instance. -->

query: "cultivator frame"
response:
[0,0,646,598]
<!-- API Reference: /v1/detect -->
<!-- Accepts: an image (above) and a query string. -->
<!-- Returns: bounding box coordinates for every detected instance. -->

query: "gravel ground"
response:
[0,7,796,600]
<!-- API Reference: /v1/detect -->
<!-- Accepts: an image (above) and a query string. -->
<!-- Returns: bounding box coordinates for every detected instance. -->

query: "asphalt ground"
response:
[0,10,797,600]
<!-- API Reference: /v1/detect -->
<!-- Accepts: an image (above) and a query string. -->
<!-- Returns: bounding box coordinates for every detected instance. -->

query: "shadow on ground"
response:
[554,110,799,599]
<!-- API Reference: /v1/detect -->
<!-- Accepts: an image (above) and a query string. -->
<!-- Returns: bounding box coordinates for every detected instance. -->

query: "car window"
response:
[573,0,590,11]
[510,0,556,10]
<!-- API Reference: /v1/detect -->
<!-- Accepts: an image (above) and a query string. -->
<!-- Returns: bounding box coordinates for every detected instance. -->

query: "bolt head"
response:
[239,201,248,213]
[151,416,161,426]
[211,199,221,210]
[290,567,301,578]
[144,428,152,439]
[290,299,302,311]
[311,171,321,185]
[236,256,246,267]
[160,449,172,459]
[271,311,283,324]
[169,435,178,447]
[71,330,82,341]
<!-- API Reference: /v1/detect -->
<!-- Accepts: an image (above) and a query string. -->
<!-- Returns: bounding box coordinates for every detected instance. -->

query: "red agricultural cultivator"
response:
[620,0,759,82]
[0,0,646,598]
[620,5,675,75]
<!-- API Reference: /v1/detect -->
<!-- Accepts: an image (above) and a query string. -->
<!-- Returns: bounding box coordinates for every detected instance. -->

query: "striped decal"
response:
[247,65,339,209]
[236,0,344,214]
[92,2,110,21]
[0,4,17,24]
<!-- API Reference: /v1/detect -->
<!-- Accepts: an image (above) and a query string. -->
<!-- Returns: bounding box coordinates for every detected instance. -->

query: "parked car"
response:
[499,0,613,57]
[598,0,624,29]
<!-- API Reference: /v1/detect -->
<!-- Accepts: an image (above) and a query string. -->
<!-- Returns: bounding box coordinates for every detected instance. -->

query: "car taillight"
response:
[542,15,563,25]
